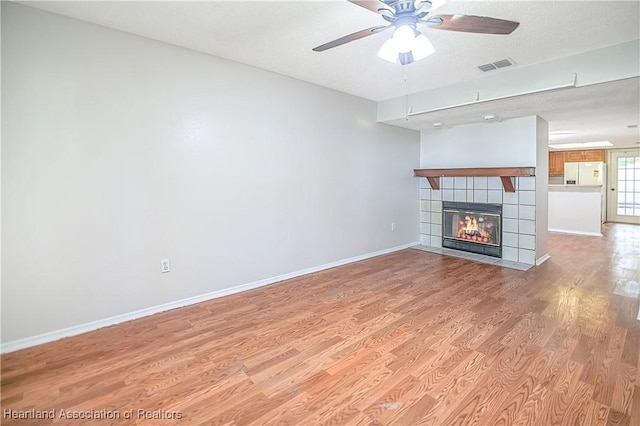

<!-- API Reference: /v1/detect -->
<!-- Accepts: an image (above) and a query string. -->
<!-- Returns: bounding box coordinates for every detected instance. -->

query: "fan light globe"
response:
[377,25,435,65]
[411,34,435,61]
[377,38,399,63]
[392,25,416,53]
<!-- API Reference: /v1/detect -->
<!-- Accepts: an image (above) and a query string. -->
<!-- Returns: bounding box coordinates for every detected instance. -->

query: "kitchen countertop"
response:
[548,184,603,191]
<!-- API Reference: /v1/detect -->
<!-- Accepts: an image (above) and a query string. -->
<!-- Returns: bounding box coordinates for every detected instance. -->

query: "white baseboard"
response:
[548,228,602,237]
[1,241,419,354]
[536,254,551,266]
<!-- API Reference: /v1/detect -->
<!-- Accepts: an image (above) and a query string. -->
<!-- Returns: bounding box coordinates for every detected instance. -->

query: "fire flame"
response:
[456,215,490,243]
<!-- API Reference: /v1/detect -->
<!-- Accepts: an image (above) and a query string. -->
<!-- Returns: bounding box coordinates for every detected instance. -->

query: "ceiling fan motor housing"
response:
[393,15,420,33]
[382,0,431,23]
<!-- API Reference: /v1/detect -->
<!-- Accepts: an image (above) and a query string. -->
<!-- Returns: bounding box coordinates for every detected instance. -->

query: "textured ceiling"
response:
[17,0,640,147]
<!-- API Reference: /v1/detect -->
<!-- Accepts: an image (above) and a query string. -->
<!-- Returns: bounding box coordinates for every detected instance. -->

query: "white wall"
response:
[420,116,537,168]
[1,3,420,345]
[535,116,549,263]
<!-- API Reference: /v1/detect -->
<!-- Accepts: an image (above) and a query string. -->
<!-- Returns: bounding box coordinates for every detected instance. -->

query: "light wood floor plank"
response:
[2,223,639,425]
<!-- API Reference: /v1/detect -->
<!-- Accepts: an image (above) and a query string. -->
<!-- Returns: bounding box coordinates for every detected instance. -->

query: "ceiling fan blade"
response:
[348,0,394,16]
[424,15,520,34]
[313,25,391,52]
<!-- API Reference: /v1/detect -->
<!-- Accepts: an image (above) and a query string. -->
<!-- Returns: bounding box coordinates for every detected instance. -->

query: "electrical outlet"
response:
[161,259,171,273]
[391,222,396,231]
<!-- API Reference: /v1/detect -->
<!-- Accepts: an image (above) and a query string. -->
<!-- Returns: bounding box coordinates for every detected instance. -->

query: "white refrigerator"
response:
[564,161,605,185]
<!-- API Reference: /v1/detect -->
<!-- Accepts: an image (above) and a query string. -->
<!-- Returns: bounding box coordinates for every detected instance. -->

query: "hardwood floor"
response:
[2,223,639,425]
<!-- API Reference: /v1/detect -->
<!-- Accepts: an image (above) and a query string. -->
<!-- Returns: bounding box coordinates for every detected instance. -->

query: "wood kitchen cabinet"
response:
[548,149,605,176]
[564,149,605,162]
[581,149,606,161]
[549,151,565,176]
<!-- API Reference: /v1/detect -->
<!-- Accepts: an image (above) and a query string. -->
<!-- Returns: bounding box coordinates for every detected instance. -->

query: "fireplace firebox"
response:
[442,202,502,257]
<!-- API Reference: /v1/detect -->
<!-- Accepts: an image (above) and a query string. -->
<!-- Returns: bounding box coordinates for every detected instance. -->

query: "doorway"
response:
[607,149,640,224]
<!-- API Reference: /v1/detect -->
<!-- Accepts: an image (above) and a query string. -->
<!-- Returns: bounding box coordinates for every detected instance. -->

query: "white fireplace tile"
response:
[519,234,536,250]
[473,190,488,203]
[487,190,502,203]
[430,224,442,236]
[503,246,518,262]
[474,177,488,189]
[519,190,536,206]
[519,219,536,235]
[420,223,430,234]
[454,189,466,202]
[430,212,442,224]
[430,189,442,200]
[431,201,442,212]
[466,190,474,201]
[503,191,518,205]
[503,218,518,233]
[503,232,518,248]
[518,176,536,190]
[420,178,430,189]
[443,189,454,201]
[420,189,431,200]
[518,248,536,265]
[503,204,518,219]
[430,236,442,248]
[519,205,536,220]
[454,177,467,189]
[420,200,430,212]
[442,177,454,189]
[467,177,474,188]
[488,177,503,190]
[420,234,430,245]
[420,212,431,223]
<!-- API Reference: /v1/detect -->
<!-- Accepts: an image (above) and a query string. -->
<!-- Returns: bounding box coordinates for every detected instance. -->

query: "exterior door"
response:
[608,149,640,224]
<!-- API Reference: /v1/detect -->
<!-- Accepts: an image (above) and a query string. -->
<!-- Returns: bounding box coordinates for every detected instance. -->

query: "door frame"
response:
[607,148,640,224]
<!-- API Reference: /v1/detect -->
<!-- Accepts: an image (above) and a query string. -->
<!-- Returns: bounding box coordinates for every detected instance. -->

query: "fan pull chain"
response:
[404,72,412,121]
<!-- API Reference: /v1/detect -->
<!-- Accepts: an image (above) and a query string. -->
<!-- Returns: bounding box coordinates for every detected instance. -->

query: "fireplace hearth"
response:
[442,201,502,257]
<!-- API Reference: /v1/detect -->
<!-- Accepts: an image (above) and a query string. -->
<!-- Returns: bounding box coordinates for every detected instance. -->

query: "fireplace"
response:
[442,201,502,257]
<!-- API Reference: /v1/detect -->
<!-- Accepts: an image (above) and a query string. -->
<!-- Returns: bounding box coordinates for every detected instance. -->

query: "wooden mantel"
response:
[414,167,535,192]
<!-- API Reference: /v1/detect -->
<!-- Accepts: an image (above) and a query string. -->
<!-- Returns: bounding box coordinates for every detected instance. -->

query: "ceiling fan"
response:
[313,0,520,65]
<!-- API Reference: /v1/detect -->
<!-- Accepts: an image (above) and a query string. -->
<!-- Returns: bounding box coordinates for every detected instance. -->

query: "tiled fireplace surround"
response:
[419,175,537,267]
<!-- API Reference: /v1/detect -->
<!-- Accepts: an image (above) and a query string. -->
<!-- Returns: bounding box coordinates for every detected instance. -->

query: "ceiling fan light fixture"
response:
[378,25,434,65]
[377,38,399,63]
[398,52,415,65]
[411,34,435,61]
[392,25,416,53]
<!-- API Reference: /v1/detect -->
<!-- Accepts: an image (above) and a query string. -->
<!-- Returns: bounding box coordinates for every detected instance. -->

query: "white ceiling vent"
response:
[478,58,516,72]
